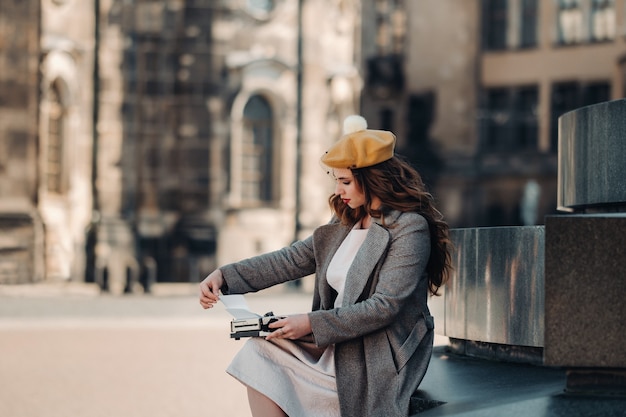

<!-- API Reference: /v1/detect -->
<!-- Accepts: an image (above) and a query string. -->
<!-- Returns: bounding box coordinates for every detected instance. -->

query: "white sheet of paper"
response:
[220,294,261,319]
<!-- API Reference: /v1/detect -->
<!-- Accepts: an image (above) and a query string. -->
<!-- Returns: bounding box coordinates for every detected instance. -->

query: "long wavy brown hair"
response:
[329,156,452,295]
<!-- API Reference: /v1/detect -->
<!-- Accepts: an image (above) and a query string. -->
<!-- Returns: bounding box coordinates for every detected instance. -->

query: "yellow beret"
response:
[321,115,396,169]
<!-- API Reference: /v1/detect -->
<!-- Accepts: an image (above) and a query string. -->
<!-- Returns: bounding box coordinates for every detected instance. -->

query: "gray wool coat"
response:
[220,209,435,417]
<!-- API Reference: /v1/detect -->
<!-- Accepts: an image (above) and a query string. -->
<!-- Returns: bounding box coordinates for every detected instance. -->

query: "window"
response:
[590,0,615,41]
[375,0,406,55]
[366,55,404,99]
[368,0,406,99]
[481,0,539,50]
[405,92,442,184]
[407,93,435,145]
[583,81,611,104]
[484,88,509,149]
[242,95,274,204]
[245,0,275,20]
[46,81,66,194]
[482,86,539,151]
[515,86,539,148]
[380,108,393,131]
[556,0,615,45]
[558,0,584,44]
[135,2,164,34]
[520,0,538,47]
[550,81,610,150]
[483,0,508,50]
[550,82,579,150]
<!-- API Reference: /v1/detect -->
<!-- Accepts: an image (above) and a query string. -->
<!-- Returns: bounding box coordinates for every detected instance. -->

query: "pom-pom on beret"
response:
[320,115,396,169]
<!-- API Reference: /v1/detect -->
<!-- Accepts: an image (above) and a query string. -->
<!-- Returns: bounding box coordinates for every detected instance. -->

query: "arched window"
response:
[46,80,66,194]
[242,95,274,204]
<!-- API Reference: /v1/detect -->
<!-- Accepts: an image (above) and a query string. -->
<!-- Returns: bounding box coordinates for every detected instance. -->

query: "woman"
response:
[199,115,452,417]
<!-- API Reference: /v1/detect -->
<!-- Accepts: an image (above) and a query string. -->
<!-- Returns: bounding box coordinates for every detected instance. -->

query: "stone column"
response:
[544,99,626,394]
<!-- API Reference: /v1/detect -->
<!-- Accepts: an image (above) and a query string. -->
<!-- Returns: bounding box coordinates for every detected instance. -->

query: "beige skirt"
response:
[226,337,340,417]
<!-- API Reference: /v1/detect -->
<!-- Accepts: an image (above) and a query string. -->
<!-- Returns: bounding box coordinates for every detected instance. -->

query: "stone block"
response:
[544,215,626,367]
[444,226,545,348]
[558,99,626,210]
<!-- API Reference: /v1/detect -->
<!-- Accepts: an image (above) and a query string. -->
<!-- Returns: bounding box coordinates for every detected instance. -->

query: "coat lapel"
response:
[342,223,390,306]
[314,211,399,309]
[313,222,352,309]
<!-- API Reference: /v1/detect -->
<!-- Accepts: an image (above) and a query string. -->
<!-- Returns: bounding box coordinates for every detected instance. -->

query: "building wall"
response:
[0,1,40,204]
[405,0,480,155]
[481,0,626,152]
[216,1,300,264]
[83,0,359,290]
[360,0,481,227]
[92,0,222,292]
[298,0,362,239]
[2,1,623,286]
[475,0,625,227]
[216,0,361,268]
[0,0,95,284]
[0,0,43,284]
[360,0,625,228]
[404,0,481,227]
[39,0,95,281]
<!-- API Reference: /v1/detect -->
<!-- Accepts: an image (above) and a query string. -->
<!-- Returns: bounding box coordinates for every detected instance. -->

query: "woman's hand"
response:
[199,269,224,309]
[265,314,312,341]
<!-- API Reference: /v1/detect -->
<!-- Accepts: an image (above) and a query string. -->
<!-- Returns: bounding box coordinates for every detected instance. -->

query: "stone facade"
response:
[360,0,626,228]
[2,1,625,287]
[89,0,360,292]
[0,0,95,285]
[0,0,43,284]
[40,0,96,282]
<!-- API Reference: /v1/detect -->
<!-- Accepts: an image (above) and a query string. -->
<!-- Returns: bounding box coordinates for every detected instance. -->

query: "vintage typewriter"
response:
[230,311,286,340]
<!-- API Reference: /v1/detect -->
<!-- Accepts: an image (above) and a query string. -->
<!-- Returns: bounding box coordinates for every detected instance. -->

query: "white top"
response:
[326,227,369,308]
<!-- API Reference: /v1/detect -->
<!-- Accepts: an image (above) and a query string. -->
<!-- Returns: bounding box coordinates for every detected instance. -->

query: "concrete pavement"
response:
[0,282,451,417]
[0,283,314,417]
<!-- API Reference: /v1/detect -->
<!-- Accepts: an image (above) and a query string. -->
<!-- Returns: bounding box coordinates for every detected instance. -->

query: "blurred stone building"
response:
[360,0,625,228]
[1,0,624,289]
[0,0,42,284]
[0,0,95,285]
[0,0,360,289]
[89,0,360,292]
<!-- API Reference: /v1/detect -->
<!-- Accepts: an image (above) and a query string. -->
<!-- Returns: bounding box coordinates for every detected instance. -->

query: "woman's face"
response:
[332,168,366,209]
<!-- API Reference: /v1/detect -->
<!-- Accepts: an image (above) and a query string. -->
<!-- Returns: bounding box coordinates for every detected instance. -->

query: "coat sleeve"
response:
[220,236,317,294]
[308,213,431,347]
